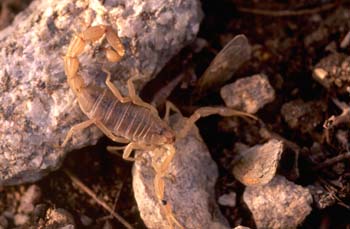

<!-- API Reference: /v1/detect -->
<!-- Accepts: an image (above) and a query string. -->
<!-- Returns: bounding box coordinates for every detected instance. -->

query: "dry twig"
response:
[312,152,350,170]
[237,1,339,17]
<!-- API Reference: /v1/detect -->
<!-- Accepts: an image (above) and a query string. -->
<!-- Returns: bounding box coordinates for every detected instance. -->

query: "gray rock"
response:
[0,0,203,185]
[133,114,229,229]
[220,74,275,114]
[243,175,313,229]
[79,214,93,227]
[44,208,75,228]
[218,192,236,207]
[18,185,42,214]
[14,213,29,226]
[232,139,283,186]
[313,53,350,93]
[0,215,9,228]
[281,99,326,133]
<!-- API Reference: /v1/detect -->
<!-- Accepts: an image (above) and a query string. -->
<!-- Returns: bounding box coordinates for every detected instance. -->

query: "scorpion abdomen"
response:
[77,86,175,145]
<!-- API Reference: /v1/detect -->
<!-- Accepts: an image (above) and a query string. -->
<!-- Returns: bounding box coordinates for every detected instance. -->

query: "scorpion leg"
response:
[94,121,130,143]
[108,143,136,161]
[177,106,257,139]
[152,144,184,229]
[103,70,159,116]
[62,119,96,147]
[163,101,182,123]
[127,76,159,116]
[108,142,154,161]
[101,65,158,117]
[101,67,132,103]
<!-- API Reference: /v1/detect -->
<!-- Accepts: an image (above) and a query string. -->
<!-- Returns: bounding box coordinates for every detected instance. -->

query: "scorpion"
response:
[63,25,255,228]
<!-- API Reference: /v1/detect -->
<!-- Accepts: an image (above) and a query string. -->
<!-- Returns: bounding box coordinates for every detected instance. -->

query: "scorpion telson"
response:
[63,25,256,228]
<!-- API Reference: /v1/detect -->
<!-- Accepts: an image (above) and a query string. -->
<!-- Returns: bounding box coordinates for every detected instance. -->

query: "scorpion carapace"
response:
[63,25,256,229]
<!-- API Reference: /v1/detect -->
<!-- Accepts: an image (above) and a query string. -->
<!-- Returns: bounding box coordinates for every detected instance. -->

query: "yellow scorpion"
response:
[63,25,255,228]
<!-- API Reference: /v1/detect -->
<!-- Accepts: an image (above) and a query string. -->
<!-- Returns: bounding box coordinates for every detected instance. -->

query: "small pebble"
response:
[233,139,283,186]
[218,192,236,207]
[80,214,93,226]
[220,74,275,114]
[45,208,75,228]
[18,185,41,214]
[281,99,326,133]
[14,213,29,226]
[0,215,8,228]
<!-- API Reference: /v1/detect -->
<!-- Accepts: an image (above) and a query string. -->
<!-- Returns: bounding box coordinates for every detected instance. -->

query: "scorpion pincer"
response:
[63,25,256,228]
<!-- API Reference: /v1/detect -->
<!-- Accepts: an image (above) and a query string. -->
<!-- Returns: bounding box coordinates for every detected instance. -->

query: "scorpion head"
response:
[150,124,175,145]
[161,128,176,144]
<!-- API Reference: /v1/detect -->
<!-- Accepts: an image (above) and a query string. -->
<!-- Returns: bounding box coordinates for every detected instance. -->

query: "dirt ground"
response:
[1,0,350,228]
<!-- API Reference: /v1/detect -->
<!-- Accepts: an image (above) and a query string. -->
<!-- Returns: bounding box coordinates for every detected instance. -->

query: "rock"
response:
[218,192,236,207]
[281,99,326,133]
[313,53,350,93]
[44,208,75,228]
[232,139,283,186]
[0,0,203,185]
[243,175,313,229]
[0,215,8,228]
[133,114,229,229]
[14,213,29,226]
[304,7,350,48]
[18,185,42,214]
[220,74,275,114]
[80,214,93,227]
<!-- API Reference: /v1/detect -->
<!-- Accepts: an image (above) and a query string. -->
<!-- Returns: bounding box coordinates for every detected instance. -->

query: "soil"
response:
[1,0,350,228]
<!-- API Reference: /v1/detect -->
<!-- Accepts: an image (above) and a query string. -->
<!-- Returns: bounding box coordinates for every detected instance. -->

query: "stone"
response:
[0,0,203,185]
[281,99,326,133]
[18,185,42,214]
[133,114,229,229]
[44,208,75,228]
[233,139,283,186]
[220,74,275,114]
[313,53,350,93]
[218,192,236,207]
[0,215,8,228]
[243,175,313,229]
[14,213,29,226]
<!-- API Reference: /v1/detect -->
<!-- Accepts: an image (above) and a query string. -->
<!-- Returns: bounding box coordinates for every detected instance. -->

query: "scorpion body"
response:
[77,86,174,145]
[63,25,255,228]
[63,25,183,228]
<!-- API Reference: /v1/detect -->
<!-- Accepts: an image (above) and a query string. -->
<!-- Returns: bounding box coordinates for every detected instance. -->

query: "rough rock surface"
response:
[232,139,283,186]
[313,53,350,93]
[133,114,229,229]
[0,0,203,185]
[281,99,327,133]
[218,192,236,207]
[243,175,313,229]
[18,184,41,214]
[43,208,75,228]
[220,74,275,114]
